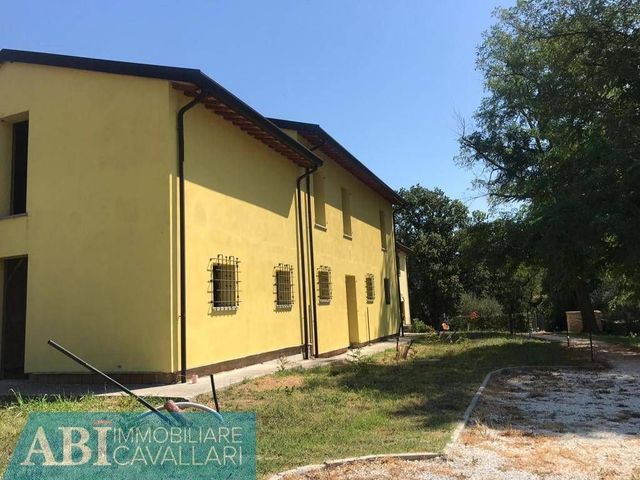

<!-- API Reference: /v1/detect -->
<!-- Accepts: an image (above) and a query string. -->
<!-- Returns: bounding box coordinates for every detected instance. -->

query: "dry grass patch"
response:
[236,374,306,393]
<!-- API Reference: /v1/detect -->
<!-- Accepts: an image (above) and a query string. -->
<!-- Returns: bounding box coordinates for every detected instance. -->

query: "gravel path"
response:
[279,336,640,480]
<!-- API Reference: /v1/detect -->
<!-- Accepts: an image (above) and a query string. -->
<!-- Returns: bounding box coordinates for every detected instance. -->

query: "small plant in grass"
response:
[276,355,291,372]
[348,347,365,364]
[395,340,416,362]
[413,318,434,333]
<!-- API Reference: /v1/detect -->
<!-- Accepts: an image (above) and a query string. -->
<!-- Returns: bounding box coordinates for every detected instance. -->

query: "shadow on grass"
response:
[330,335,587,430]
[198,334,590,477]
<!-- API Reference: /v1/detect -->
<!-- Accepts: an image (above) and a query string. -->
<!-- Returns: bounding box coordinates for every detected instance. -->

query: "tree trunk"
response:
[575,276,597,333]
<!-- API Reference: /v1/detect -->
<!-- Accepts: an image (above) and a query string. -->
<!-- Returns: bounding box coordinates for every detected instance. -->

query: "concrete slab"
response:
[0,337,410,401]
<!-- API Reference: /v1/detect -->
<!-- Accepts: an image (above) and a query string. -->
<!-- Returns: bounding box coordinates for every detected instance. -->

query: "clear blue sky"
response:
[1,0,513,211]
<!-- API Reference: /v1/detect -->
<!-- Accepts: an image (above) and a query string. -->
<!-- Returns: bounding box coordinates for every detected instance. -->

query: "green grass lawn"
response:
[0,334,584,478]
[203,333,584,477]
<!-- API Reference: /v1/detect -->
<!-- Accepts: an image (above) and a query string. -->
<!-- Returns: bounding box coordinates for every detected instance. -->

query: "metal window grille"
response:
[209,255,240,310]
[317,266,332,304]
[365,274,375,303]
[274,264,294,308]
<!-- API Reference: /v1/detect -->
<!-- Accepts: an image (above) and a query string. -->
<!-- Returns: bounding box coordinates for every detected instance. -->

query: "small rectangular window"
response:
[379,210,388,250]
[365,274,375,303]
[384,277,391,305]
[275,264,294,308]
[317,266,332,304]
[210,255,240,310]
[11,121,28,215]
[313,173,326,227]
[341,188,352,238]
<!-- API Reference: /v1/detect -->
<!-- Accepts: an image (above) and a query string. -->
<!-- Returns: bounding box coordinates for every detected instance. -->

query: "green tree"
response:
[459,214,543,333]
[395,185,468,327]
[458,0,640,330]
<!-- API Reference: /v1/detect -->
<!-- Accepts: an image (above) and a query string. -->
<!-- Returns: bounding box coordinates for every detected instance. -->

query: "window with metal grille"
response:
[365,274,375,303]
[317,266,332,304]
[209,255,240,310]
[274,264,294,308]
[384,277,391,305]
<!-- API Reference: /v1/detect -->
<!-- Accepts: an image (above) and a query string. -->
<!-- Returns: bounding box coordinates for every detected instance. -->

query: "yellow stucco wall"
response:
[0,116,13,217]
[303,147,400,354]
[0,60,400,376]
[171,100,400,368]
[0,62,176,374]
[398,250,412,326]
[173,96,306,371]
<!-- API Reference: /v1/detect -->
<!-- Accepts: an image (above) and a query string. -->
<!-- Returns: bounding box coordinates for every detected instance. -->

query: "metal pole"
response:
[296,169,311,359]
[177,93,203,383]
[305,171,320,357]
[48,340,172,425]
[209,374,220,412]
[392,208,403,351]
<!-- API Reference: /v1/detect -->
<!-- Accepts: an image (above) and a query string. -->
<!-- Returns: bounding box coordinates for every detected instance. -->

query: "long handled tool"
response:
[47,340,173,425]
[210,374,220,412]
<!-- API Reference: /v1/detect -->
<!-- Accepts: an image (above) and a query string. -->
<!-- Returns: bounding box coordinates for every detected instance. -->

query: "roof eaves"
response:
[0,49,323,169]
[269,118,405,205]
[396,242,414,254]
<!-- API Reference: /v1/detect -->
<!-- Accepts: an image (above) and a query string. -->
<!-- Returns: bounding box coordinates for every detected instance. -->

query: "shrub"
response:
[455,293,509,330]
[412,318,435,333]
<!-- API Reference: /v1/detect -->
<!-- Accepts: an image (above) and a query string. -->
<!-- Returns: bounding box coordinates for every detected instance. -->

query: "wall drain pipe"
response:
[392,206,405,350]
[305,167,320,356]
[304,142,323,357]
[178,91,204,383]
[296,167,313,359]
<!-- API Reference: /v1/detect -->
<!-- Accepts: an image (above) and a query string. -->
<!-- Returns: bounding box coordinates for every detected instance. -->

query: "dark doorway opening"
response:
[1,257,28,378]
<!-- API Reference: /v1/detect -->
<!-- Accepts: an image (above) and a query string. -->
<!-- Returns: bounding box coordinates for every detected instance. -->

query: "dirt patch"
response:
[280,457,459,480]
[460,368,640,479]
[235,375,305,393]
[471,368,640,436]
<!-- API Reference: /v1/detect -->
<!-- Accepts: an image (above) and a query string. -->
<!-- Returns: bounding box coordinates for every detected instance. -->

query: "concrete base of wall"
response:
[27,334,399,385]
[30,372,178,385]
[318,333,398,357]
[350,333,398,349]
[316,347,348,358]
[186,345,302,378]
[29,345,303,385]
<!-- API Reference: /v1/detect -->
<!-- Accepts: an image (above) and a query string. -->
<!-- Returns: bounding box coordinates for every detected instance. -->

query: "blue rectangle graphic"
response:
[6,412,256,479]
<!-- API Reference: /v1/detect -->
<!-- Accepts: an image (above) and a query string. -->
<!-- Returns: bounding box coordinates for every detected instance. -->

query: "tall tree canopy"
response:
[458,0,640,328]
[395,185,468,326]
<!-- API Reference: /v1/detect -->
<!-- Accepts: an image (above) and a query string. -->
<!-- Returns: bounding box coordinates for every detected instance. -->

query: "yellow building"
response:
[396,243,413,329]
[0,50,404,383]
